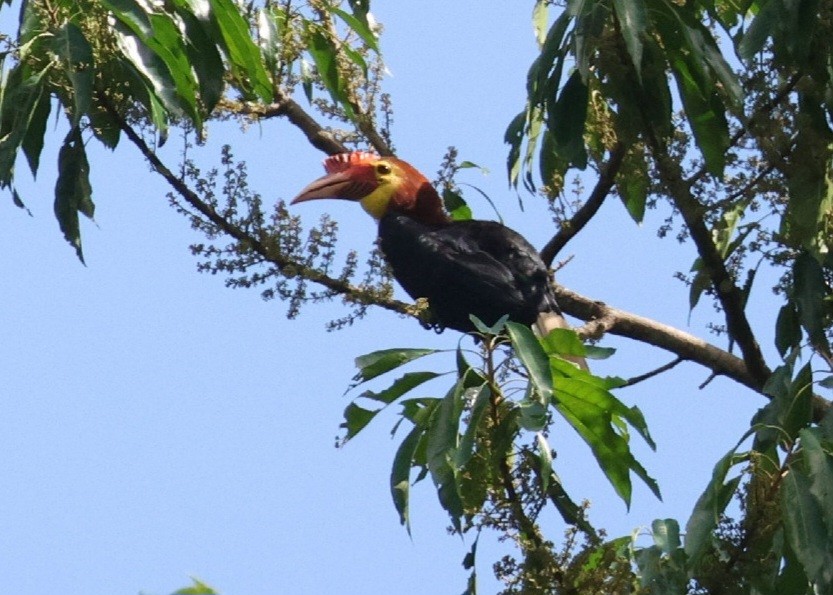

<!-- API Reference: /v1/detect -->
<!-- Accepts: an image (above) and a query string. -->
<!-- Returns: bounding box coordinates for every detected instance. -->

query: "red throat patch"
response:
[323,151,380,174]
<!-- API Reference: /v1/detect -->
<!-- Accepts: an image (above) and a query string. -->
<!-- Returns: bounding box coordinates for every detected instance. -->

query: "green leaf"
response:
[757,360,813,448]
[793,251,830,352]
[775,302,801,357]
[634,542,687,595]
[171,578,218,595]
[775,539,812,595]
[636,37,673,138]
[507,322,553,404]
[20,80,50,178]
[527,10,571,102]
[257,6,282,76]
[353,348,439,384]
[390,423,423,532]
[306,28,354,118]
[538,129,567,190]
[738,0,781,61]
[532,1,549,49]
[108,22,181,123]
[103,0,202,126]
[518,398,548,432]
[540,466,595,534]
[455,384,491,468]
[426,382,464,530]
[462,534,479,595]
[651,518,681,554]
[173,0,226,112]
[469,314,508,336]
[540,327,587,363]
[54,127,94,263]
[208,0,272,101]
[551,376,660,506]
[53,22,94,124]
[330,6,379,53]
[300,58,314,103]
[780,102,833,250]
[685,446,749,568]
[679,7,743,109]
[782,469,833,591]
[340,402,377,441]
[612,0,647,79]
[547,69,588,169]
[505,109,527,188]
[521,104,546,192]
[442,187,472,221]
[11,186,29,213]
[670,55,729,175]
[573,2,608,80]
[616,147,648,223]
[799,428,833,540]
[583,345,616,360]
[357,371,440,405]
[0,64,49,186]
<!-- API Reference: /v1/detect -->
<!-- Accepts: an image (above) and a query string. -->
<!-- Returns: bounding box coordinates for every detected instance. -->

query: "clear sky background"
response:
[1,2,776,594]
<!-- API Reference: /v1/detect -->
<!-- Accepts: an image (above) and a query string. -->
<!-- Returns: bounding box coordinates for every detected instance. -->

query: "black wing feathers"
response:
[378,214,557,333]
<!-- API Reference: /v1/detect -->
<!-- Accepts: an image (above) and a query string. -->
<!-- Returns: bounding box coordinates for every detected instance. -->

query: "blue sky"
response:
[1,2,773,594]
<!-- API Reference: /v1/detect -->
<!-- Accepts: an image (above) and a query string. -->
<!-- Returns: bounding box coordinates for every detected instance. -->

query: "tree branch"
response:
[105,99,412,318]
[217,90,393,157]
[552,284,831,418]
[651,142,771,384]
[540,141,627,267]
[218,93,348,155]
[553,285,762,391]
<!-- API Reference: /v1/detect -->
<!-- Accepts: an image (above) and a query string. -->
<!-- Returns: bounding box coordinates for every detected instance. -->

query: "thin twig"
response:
[540,141,627,267]
[623,357,684,387]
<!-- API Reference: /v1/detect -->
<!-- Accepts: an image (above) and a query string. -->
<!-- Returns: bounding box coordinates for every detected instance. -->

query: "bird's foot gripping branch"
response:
[339,317,660,591]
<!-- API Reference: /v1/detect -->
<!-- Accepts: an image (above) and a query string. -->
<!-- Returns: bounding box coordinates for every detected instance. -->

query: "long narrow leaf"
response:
[209,0,273,101]
[612,0,647,79]
[391,423,423,532]
[330,6,379,53]
[353,348,439,384]
[507,321,552,403]
[54,127,95,263]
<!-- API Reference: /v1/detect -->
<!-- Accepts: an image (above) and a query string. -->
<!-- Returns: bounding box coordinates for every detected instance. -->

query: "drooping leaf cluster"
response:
[0,0,383,260]
[343,318,657,593]
[511,0,833,365]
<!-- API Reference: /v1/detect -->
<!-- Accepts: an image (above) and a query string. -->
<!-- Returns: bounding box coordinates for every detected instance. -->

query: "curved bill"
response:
[291,171,377,204]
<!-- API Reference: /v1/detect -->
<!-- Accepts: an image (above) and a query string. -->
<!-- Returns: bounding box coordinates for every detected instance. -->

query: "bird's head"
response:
[291,152,449,225]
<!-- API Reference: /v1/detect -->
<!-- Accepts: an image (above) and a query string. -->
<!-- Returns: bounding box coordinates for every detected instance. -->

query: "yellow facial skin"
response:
[359,161,400,220]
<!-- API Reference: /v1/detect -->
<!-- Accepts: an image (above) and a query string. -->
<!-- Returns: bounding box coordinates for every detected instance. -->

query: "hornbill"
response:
[292,151,584,366]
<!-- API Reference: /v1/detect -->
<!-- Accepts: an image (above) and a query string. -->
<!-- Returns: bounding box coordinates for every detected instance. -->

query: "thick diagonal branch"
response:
[552,285,763,391]
[559,283,826,423]
[648,142,771,384]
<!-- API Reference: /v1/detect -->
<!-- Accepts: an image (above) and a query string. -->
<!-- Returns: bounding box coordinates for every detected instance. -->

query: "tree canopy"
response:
[4,0,833,593]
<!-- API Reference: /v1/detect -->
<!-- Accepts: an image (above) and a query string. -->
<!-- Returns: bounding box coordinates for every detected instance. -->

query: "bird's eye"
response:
[376,163,392,175]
